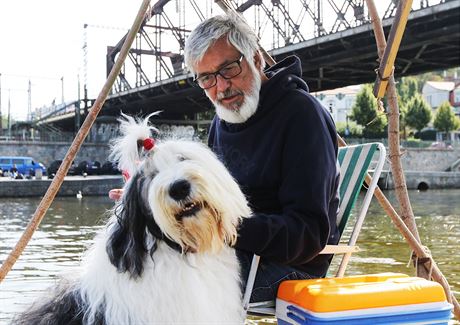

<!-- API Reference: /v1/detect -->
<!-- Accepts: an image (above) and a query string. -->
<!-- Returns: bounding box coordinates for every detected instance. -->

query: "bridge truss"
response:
[107,0,449,94]
[37,0,458,129]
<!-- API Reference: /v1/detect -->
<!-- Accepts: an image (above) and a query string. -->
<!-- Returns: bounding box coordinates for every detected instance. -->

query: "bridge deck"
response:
[40,1,460,129]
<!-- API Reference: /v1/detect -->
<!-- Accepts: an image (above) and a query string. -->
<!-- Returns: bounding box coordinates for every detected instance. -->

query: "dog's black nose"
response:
[169,179,191,201]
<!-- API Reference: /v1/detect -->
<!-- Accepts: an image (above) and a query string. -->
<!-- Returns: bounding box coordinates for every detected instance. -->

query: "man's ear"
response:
[253,51,264,71]
[253,52,261,69]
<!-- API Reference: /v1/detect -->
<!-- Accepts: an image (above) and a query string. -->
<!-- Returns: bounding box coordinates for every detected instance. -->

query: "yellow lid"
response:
[277,273,447,312]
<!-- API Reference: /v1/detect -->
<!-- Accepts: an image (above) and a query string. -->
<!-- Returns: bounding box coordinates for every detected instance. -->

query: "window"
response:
[426,95,432,107]
[327,100,335,113]
[454,89,460,103]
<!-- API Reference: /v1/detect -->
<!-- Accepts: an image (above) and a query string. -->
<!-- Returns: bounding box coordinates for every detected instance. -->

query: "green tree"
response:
[335,120,363,138]
[405,94,432,133]
[350,84,387,138]
[397,77,419,104]
[396,77,420,139]
[433,101,460,134]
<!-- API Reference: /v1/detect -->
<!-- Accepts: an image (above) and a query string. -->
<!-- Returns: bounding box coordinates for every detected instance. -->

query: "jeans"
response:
[237,250,313,303]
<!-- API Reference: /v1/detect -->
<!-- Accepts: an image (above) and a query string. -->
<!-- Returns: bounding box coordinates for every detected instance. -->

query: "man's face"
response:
[194,37,262,123]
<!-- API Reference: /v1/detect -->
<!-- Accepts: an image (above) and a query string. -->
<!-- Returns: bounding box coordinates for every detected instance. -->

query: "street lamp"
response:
[8,89,11,139]
[61,76,64,104]
[0,73,2,136]
[345,114,350,137]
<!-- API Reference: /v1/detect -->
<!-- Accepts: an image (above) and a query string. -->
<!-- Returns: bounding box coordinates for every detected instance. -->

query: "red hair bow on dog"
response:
[143,138,155,151]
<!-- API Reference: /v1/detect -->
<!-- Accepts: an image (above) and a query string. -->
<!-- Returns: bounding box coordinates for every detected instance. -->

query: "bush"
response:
[415,128,437,141]
[433,101,460,133]
[336,121,363,138]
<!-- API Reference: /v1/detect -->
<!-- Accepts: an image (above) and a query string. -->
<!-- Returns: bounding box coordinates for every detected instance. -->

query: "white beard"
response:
[212,70,262,124]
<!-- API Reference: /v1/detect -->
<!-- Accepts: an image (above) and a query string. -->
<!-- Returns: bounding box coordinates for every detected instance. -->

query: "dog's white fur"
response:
[15,115,251,324]
[80,236,244,324]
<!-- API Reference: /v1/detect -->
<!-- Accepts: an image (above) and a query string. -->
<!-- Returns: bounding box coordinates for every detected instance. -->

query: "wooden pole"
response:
[366,0,424,266]
[364,0,459,318]
[0,0,153,283]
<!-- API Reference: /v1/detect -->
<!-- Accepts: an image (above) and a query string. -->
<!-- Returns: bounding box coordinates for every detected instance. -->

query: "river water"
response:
[0,190,459,323]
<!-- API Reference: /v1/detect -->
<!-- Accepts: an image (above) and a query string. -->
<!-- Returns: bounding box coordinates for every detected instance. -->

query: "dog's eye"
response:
[177,155,187,162]
[143,167,158,179]
[147,170,158,179]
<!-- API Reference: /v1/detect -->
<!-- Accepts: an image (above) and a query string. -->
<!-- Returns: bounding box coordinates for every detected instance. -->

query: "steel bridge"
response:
[36,0,460,130]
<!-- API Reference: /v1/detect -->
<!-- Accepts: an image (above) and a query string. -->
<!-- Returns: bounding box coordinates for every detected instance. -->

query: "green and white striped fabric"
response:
[336,143,379,235]
[244,142,385,315]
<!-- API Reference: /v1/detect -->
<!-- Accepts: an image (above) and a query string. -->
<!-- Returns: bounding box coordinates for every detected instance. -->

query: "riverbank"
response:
[0,175,123,197]
[1,170,460,198]
[379,170,460,190]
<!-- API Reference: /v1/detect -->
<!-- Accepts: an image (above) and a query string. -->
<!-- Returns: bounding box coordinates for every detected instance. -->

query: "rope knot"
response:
[408,246,434,280]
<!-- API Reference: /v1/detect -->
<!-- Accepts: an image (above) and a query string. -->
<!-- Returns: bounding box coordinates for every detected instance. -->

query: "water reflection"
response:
[0,197,112,323]
[0,191,459,323]
[331,189,460,299]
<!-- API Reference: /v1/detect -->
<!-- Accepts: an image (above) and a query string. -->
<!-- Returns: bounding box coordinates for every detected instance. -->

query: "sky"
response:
[0,0,141,120]
[0,0,393,121]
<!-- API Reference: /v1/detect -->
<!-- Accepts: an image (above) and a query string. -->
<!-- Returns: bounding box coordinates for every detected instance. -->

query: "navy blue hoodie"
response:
[208,56,340,277]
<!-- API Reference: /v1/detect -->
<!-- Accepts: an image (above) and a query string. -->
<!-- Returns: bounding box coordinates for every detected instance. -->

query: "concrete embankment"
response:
[379,171,460,190]
[0,175,124,198]
[374,147,460,190]
[1,142,459,193]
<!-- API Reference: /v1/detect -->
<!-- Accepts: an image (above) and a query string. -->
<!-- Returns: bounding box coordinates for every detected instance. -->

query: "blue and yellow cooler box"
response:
[276,273,453,324]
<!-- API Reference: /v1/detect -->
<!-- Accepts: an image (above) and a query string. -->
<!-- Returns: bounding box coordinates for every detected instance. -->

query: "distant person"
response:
[10,164,19,179]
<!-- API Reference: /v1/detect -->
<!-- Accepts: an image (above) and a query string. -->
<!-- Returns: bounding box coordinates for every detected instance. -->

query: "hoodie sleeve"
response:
[234,92,339,266]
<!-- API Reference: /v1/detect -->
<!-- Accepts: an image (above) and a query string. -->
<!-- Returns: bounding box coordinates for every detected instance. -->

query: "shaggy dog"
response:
[14,114,251,324]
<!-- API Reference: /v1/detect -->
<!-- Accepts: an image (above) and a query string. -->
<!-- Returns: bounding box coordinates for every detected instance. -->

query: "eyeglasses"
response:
[194,55,244,89]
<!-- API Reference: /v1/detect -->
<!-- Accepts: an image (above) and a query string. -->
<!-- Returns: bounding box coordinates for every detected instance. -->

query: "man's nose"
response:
[215,74,231,92]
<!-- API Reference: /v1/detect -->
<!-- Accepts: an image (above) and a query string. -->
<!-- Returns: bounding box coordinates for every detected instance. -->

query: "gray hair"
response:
[184,14,264,75]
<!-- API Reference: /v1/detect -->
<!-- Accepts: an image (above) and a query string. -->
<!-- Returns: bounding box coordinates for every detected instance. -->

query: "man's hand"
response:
[109,188,124,201]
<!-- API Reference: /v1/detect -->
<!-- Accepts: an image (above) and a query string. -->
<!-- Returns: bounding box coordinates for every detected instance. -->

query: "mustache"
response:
[216,89,243,101]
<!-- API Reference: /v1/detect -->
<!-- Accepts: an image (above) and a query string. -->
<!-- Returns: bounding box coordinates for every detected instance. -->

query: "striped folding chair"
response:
[243,142,387,316]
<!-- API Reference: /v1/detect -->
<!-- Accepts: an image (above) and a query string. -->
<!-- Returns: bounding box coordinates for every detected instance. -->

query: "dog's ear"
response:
[106,173,152,278]
[109,113,160,178]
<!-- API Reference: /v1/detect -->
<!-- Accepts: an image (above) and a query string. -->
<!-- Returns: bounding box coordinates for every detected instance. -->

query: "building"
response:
[312,85,361,124]
[422,81,455,110]
[449,83,460,115]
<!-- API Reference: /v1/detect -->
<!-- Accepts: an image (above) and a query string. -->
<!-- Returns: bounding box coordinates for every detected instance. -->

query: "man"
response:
[184,14,340,303]
[10,164,19,179]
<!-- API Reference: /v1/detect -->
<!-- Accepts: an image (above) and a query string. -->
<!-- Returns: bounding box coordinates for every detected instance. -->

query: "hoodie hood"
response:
[220,55,309,131]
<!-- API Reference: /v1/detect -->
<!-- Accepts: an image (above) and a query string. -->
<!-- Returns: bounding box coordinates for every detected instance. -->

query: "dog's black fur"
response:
[107,172,182,278]
[12,281,105,325]
[107,172,154,278]
[13,171,182,325]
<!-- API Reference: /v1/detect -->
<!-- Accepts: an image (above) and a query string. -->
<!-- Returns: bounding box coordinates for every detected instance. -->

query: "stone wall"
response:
[397,147,460,172]
[0,141,111,166]
[0,175,123,197]
[1,141,459,172]
[381,171,460,190]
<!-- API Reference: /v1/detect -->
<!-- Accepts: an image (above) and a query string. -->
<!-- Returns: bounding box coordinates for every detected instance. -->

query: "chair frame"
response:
[242,142,387,316]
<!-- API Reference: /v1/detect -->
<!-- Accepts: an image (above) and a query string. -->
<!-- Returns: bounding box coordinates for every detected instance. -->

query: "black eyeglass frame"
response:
[193,55,244,89]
